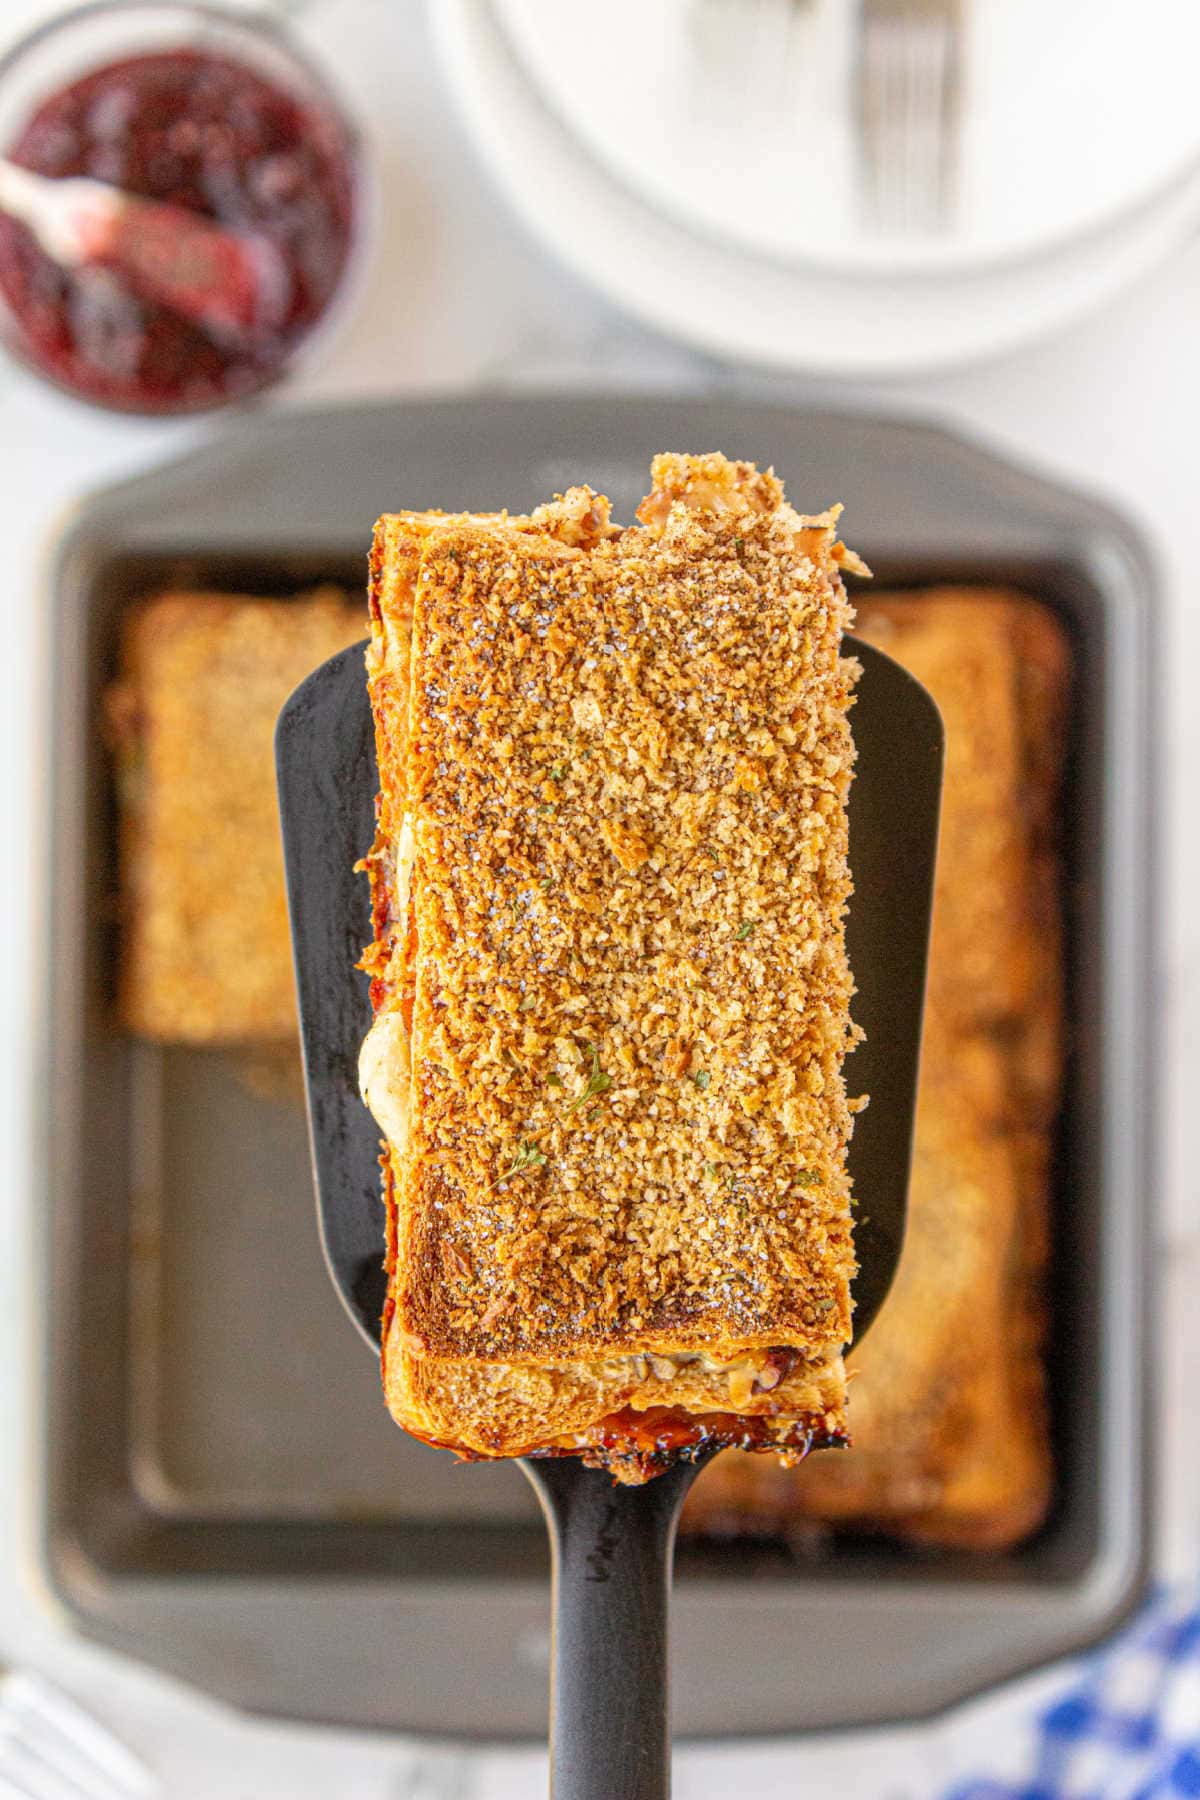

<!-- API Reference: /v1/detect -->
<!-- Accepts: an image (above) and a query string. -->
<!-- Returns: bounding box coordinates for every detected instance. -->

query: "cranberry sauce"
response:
[0,49,355,411]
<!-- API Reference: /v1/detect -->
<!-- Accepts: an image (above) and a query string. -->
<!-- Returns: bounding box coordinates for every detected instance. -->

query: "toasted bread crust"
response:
[362,456,863,1477]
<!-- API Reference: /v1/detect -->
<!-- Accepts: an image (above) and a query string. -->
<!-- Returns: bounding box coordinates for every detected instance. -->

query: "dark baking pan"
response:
[39,397,1156,1738]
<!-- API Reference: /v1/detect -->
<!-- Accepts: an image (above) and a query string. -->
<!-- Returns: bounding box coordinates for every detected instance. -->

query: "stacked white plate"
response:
[433,0,1200,377]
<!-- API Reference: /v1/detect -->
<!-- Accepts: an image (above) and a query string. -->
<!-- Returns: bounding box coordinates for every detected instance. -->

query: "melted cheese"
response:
[358,1009,411,1152]
[605,1349,771,1410]
[358,815,415,1152]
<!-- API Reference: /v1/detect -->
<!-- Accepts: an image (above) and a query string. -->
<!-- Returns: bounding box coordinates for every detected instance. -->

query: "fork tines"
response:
[857,0,964,235]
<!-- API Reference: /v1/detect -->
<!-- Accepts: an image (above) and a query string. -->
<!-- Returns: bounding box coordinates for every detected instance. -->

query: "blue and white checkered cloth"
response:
[947,1582,1200,1800]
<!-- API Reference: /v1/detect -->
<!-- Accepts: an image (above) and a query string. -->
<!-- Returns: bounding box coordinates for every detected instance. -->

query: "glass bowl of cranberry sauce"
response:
[0,2,367,414]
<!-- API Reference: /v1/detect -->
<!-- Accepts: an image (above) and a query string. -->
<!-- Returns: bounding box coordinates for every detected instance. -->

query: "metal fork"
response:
[0,1673,156,1800]
[856,0,964,235]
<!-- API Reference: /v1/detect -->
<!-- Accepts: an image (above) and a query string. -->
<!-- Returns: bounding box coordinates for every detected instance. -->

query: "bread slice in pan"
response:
[109,586,364,1043]
[359,454,865,1482]
[683,589,1067,1541]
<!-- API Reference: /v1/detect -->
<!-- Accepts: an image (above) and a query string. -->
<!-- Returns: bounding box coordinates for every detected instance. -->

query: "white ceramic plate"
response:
[493,0,1200,276]
[433,0,1200,378]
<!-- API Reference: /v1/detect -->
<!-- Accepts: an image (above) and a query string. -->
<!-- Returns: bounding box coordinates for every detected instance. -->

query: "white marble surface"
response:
[0,1,1195,1792]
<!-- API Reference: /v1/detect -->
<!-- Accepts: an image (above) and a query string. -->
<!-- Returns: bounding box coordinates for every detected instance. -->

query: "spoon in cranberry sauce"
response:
[0,156,290,343]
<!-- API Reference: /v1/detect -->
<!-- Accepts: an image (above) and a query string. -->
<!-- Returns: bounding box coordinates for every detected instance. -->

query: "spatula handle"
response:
[528,1457,705,1800]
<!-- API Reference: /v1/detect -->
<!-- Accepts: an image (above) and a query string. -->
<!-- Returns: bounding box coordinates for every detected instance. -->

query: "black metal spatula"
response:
[277,636,942,1799]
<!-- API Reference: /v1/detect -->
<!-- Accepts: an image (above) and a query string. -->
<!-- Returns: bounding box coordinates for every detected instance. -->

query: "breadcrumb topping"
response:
[363,453,862,1468]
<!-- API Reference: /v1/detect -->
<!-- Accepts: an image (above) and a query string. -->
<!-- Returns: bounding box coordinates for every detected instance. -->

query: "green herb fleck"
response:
[548,763,567,781]
[735,921,757,942]
[795,1170,822,1189]
[493,1139,547,1186]
[538,876,553,892]
[703,1162,719,1180]
[567,1042,614,1113]
[546,1071,564,1089]
[537,803,556,816]
[692,1070,711,1091]
[520,994,537,1011]
[699,845,721,861]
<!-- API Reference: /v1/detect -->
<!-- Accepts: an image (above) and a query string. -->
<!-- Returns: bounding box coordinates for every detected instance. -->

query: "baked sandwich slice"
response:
[682,589,1067,1544]
[109,586,365,1043]
[359,453,865,1482]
